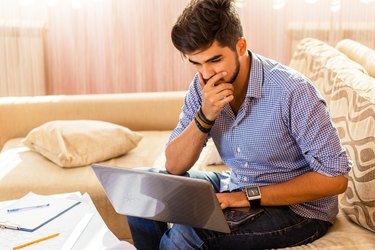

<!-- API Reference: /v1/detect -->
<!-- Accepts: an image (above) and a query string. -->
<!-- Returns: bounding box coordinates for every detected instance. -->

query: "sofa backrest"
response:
[289,38,367,108]
[0,91,186,150]
[330,69,375,233]
[336,39,375,78]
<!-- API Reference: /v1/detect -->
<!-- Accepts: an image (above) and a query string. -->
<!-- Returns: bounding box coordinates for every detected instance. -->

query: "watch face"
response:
[247,187,260,196]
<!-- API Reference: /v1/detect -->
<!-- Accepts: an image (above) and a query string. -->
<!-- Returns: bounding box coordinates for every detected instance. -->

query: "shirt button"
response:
[236,147,241,153]
[233,124,238,129]
[244,162,248,167]
[243,176,248,181]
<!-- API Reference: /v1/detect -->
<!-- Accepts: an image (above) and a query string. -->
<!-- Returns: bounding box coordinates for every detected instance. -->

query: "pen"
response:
[7,203,50,213]
[13,233,60,249]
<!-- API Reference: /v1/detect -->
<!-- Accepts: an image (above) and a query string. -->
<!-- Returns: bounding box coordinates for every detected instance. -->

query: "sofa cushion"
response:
[329,70,375,232]
[289,38,367,107]
[23,120,143,168]
[336,39,375,78]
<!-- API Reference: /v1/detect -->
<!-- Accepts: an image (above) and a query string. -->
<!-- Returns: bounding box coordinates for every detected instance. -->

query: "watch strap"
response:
[249,198,261,208]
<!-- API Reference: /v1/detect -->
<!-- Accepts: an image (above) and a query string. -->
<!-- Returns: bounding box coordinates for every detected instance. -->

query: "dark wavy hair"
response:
[171,0,243,56]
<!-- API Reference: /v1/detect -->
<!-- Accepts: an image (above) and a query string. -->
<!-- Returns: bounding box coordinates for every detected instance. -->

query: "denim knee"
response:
[160,224,204,250]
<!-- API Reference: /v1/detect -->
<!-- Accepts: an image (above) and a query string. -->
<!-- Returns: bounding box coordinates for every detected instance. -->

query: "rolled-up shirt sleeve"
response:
[283,80,352,177]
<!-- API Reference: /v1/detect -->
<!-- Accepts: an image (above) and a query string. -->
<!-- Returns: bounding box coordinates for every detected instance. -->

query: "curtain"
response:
[0,0,374,96]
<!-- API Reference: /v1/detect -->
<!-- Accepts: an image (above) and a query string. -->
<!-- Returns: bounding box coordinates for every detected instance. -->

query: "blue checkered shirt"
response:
[167,52,351,223]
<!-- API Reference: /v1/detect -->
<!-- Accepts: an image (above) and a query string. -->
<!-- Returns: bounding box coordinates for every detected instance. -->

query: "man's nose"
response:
[201,64,215,82]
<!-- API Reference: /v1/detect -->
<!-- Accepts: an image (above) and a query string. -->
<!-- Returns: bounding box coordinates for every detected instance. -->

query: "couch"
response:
[0,92,186,243]
[0,38,374,249]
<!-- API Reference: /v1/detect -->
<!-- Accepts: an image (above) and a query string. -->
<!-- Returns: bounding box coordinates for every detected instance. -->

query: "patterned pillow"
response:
[329,70,375,232]
[289,38,367,107]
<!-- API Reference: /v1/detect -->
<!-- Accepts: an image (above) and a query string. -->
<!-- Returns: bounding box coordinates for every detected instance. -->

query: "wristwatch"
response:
[245,186,261,208]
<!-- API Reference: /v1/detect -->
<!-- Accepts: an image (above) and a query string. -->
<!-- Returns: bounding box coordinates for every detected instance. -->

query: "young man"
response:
[127,0,351,249]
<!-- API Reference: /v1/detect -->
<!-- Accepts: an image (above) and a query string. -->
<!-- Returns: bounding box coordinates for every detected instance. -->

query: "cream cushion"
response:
[289,38,367,107]
[336,39,375,78]
[23,120,143,168]
[153,138,225,171]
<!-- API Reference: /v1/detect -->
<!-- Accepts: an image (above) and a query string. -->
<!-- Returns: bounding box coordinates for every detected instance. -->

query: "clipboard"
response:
[0,192,81,232]
[0,192,131,250]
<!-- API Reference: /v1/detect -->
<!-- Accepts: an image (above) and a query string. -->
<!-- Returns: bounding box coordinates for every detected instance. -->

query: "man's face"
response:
[187,41,240,85]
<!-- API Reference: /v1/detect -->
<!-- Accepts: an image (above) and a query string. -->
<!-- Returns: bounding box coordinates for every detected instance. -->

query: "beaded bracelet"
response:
[198,107,215,126]
[194,116,211,133]
[194,108,215,134]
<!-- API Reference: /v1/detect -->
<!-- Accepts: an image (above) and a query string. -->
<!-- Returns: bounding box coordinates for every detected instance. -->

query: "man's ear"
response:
[236,37,247,56]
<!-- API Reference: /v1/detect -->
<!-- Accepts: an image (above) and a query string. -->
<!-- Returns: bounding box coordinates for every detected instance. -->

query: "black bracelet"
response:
[198,107,215,125]
[194,116,211,133]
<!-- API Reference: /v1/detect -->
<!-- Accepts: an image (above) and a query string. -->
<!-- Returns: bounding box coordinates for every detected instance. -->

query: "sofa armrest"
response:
[0,91,186,150]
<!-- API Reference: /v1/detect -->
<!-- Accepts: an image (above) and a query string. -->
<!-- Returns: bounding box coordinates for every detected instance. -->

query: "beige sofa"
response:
[0,92,186,242]
[0,38,374,249]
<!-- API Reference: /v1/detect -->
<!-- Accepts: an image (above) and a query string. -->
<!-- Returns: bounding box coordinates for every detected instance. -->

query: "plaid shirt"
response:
[167,52,351,223]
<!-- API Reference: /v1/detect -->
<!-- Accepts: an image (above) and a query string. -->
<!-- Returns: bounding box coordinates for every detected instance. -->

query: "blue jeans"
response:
[127,169,331,250]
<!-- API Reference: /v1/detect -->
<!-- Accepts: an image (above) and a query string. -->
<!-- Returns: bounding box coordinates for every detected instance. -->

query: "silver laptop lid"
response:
[92,164,230,233]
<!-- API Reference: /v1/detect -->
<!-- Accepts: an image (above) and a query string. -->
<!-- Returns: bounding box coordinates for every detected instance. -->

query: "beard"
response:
[228,57,240,84]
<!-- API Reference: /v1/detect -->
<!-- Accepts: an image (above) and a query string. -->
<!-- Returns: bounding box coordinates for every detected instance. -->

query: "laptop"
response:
[92,164,264,233]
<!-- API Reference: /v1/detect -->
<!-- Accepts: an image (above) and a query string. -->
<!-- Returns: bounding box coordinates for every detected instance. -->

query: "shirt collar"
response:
[246,51,263,99]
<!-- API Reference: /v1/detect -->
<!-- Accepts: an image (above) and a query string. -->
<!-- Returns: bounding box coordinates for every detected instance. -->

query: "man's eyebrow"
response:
[188,54,222,65]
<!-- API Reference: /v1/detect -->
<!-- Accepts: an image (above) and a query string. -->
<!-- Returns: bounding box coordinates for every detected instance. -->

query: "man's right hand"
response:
[199,72,234,121]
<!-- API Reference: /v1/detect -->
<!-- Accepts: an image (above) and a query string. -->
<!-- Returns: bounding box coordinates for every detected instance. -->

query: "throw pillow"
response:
[330,70,375,232]
[153,138,223,171]
[336,39,375,78]
[23,120,143,168]
[288,38,367,108]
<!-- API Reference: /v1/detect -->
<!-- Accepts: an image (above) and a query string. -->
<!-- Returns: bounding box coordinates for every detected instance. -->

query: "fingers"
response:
[207,71,227,87]
[198,71,227,88]
[220,202,228,210]
[198,71,234,121]
[203,82,233,116]
[198,72,205,89]
[216,194,228,209]
[217,193,229,210]
[206,84,234,103]
[202,72,233,96]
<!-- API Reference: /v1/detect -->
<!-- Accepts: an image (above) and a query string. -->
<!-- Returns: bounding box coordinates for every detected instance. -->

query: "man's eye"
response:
[211,59,221,63]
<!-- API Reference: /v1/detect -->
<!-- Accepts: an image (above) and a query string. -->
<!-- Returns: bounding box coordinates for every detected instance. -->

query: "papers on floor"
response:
[0,192,136,250]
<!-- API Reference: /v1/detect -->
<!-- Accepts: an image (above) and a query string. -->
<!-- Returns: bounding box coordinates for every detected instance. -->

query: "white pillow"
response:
[23,120,143,168]
[203,139,224,166]
[153,138,223,171]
